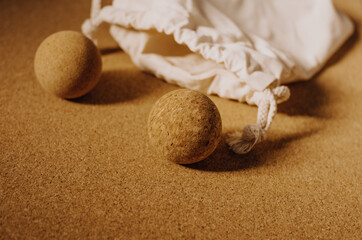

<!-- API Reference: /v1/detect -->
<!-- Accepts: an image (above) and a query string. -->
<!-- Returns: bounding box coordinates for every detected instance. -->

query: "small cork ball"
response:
[34,31,102,99]
[148,89,222,164]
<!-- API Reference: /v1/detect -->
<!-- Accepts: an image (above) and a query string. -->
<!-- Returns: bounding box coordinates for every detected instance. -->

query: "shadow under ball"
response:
[34,31,102,99]
[148,89,222,164]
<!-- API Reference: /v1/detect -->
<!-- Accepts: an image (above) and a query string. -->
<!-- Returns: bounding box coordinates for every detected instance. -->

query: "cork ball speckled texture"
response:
[148,89,222,164]
[34,31,102,99]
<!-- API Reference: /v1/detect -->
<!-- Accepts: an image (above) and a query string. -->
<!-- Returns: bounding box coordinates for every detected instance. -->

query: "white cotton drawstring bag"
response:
[82,0,354,154]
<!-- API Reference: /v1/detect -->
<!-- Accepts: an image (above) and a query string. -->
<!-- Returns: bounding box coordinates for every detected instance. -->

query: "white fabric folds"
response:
[82,0,354,154]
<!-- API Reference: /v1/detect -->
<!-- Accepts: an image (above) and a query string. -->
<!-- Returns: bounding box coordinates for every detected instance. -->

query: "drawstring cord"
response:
[90,0,102,19]
[226,85,290,154]
[82,0,102,43]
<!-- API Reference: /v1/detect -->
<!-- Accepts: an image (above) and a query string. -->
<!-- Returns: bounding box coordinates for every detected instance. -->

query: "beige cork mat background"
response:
[1,0,361,239]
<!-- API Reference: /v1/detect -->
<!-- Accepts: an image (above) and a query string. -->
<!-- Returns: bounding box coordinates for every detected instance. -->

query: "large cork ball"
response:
[34,31,102,99]
[148,89,222,164]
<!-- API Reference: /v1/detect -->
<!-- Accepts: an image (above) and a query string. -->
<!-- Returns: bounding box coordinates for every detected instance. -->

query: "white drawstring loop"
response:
[82,0,102,43]
[226,85,290,154]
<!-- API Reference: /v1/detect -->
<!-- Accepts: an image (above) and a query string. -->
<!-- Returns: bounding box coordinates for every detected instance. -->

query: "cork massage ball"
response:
[148,89,222,164]
[34,31,102,99]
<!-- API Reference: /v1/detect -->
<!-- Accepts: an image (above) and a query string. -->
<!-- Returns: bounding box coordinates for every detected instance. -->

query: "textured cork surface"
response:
[34,31,102,99]
[148,89,222,164]
[0,0,361,239]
